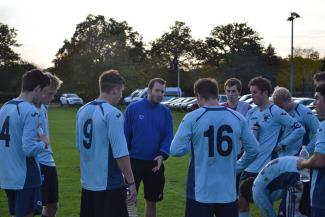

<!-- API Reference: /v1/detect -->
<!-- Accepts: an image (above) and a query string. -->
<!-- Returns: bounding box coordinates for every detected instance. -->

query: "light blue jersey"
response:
[279,103,319,156]
[170,106,259,203]
[253,156,301,217]
[254,156,300,191]
[311,121,325,209]
[76,100,129,191]
[245,104,305,173]
[0,99,45,190]
[37,104,55,166]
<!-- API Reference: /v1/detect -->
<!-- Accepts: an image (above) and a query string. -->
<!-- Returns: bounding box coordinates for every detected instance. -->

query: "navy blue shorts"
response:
[40,164,59,205]
[80,187,128,217]
[185,198,238,217]
[5,187,42,217]
[131,158,165,202]
[312,207,325,217]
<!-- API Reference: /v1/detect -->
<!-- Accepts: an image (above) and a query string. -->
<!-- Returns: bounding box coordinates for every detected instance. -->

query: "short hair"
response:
[239,177,255,203]
[99,69,126,93]
[315,84,325,98]
[272,86,292,105]
[44,72,63,90]
[21,69,50,92]
[224,78,242,93]
[194,78,219,100]
[148,78,166,90]
[313,71,325,82]
[248,76,272,96]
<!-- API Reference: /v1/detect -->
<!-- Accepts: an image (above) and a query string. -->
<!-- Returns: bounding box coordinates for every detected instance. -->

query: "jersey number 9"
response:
[83,119,93,149]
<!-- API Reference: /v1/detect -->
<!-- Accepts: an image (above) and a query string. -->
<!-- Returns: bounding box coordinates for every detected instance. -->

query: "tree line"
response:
[1,14,325,102]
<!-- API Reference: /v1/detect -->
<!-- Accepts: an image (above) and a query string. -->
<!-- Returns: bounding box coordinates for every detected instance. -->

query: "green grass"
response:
[0,106,265,217]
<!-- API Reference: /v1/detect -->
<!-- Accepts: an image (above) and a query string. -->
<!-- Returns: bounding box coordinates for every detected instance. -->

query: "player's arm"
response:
[170,115,192,157]
[304,110,320,154]
[123,106,133,149]
[158,109,173,160]
[298,151,325,170]
[277,111,305,150]
[237,119,259,173]
[116,155,137,204]
[108,110,136,203]
[22,109,47,157]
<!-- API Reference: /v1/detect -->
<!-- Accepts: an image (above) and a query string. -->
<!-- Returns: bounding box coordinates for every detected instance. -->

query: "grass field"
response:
[0,106,263,217]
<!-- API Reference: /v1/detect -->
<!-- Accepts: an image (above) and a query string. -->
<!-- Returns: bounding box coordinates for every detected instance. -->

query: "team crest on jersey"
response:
[139,115,144,120]
[116,113,121,118]
[292,122,301,129]
[31,112,38,117]
[263,113,271,122]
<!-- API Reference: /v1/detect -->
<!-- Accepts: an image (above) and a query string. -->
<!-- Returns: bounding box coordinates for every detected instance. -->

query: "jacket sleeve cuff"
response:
[159,151,169,160]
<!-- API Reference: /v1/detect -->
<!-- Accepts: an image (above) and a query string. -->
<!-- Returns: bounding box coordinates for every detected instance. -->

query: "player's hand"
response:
[127,183,137,205]
[152,155,163,172]
[37,133,49,149]
[297,158,304,170]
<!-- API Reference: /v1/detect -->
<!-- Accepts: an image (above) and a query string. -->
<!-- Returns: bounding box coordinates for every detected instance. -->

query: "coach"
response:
[124,78,173,217]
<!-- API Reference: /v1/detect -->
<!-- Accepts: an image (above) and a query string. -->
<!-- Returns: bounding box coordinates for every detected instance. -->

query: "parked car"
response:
[123,89,143,105]
[127,87,182,104]
[60,93,83,106]
[293,97,315,106]
[218,94,227,103]
[239,94,252,102]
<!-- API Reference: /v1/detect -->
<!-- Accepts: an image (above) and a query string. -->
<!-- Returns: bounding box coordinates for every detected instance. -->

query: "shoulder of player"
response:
[246,106,259,116]
[294,103,313,116]
[268,104,288,117]
[223,107,246,121]
[183,107,206,123]
[20,101,39,117]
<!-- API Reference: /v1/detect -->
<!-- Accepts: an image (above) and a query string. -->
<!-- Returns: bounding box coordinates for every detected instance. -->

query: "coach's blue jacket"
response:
[124,98,173,160]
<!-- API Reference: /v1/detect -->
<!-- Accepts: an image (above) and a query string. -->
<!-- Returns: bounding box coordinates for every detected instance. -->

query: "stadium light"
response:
[287,12,301,94]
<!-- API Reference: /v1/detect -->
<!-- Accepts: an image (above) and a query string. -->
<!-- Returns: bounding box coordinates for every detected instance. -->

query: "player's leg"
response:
[143,161,165,217]
[185,198,214,217]
[253,187,277,217]
[40,165,59,217]
[100,187,128,217]
[80,188,95,217]
[10,187,42,217]
[238,172,257,217]
[299,181,311,216]
[214,200,238,217]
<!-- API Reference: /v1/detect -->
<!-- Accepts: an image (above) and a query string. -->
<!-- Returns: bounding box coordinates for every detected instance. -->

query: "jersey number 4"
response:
[83,119,93,149]
[0,116,10,147]
[204,124,233,157]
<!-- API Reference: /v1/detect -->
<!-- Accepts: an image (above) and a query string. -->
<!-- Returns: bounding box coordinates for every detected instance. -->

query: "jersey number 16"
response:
[204,124,233,157]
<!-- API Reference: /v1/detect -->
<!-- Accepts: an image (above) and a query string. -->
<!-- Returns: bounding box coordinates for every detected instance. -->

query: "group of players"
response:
[1,68,325,217]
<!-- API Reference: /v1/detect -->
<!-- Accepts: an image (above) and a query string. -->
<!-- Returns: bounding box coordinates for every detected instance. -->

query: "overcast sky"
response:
[1,0,325,68]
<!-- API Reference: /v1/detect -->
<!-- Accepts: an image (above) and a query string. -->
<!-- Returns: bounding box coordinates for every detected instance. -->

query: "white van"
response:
[125,87,182,104]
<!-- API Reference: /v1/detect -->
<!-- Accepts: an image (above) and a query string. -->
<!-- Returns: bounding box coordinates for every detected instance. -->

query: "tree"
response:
[0,22,20,66]
[149,21,195,68]
[195,23,263,66]
[53,14,147,99]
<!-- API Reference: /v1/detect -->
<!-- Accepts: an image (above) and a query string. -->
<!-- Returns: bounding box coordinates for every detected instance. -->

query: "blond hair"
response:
[272,86,292,105]
[44,72,63,90]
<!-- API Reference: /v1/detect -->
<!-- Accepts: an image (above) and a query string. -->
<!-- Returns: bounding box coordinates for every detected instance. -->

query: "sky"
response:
[1,0,325,68]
